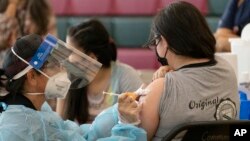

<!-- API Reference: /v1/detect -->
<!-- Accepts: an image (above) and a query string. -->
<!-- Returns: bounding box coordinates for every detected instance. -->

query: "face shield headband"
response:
[11,34,102,89]
[11,47,72,99]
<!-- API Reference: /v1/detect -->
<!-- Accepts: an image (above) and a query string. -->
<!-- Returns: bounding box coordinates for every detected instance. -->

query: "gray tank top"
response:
[153,56,239,141]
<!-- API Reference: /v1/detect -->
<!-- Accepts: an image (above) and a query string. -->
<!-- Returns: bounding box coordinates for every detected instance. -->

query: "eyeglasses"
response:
[144,35,161,50]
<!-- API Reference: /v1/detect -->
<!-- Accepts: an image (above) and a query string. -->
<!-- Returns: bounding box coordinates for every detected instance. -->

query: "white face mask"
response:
[44,72,71,99]
[25,72,71,99]
[11,48,71,99]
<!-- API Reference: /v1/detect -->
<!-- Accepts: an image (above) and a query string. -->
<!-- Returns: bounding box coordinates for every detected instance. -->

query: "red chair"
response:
[160,0,208,15]
[113,0,160,15]
[117,48,160,70]
[51,0,112,16]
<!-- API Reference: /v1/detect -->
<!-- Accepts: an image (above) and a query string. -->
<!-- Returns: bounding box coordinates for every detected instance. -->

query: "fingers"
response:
[130,101,138,108]
[152,66,173,81]
[118,95,143,124]
[135,84,148,99]
[136,102,143,112]
[118,93,128,103]
[152,69,164,81]
[118,94,140,109]
[158,70,165,78]
[126,96,134,104]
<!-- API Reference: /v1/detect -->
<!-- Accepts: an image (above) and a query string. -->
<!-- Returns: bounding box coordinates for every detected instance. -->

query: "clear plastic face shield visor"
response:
[11,34,102,90]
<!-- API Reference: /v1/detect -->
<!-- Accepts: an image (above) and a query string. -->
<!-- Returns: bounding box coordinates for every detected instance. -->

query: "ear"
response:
[161,35,169,50]
[26,69,38,87]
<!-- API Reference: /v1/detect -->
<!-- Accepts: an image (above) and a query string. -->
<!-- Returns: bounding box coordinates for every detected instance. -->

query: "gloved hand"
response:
[118,93,142,126]
[152,65,173,81]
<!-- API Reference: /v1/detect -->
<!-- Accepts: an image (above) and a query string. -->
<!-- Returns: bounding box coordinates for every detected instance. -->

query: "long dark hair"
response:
[26,0,52,35]
[63,19,117,124]
[151,1,215,59]
[68,19,117,67]
[0,34,43,101]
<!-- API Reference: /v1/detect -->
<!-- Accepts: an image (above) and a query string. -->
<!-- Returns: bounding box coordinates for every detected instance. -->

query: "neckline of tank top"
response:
[175,59,217,71]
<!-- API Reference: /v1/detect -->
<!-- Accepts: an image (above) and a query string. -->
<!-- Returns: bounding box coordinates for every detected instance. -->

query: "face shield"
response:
[12,34,102,90]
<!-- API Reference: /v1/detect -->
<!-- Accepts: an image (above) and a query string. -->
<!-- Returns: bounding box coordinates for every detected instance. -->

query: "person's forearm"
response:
[4,3,17,18]
[214,28,239,39]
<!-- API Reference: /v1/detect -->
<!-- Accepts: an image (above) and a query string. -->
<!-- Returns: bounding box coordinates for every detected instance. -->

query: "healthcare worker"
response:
[0,34,146,141]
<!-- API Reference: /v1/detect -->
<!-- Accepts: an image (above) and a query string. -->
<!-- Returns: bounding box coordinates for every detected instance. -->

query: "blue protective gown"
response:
[0,102,146,141]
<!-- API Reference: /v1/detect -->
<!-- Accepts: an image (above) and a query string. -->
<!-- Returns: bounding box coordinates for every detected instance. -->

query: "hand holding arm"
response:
[152,66,173,81]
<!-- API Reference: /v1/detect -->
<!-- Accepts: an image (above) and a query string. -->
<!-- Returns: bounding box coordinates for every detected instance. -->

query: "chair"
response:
[112,17,152,47]
[206,17,220,32]
[163,120,250,141]
[207,0,229,16]
[117,48,160,69]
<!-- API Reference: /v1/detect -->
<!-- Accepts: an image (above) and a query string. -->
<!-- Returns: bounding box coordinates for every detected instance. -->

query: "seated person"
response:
[24,0,57,36]
[56,19,142,124]
[71,2,239,141]
[121,1,239,140]
[214,0,250,52]
[0,34,146,141]
[0,0,22,67]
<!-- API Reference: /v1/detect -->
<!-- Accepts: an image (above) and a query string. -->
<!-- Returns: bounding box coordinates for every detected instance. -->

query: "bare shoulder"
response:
[139,78,165,140]
[147,78,165,92]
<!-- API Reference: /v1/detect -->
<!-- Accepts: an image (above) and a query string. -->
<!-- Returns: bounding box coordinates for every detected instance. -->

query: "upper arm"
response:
[139,78,165,140]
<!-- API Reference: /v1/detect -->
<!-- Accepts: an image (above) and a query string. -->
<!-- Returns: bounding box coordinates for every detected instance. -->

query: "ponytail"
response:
[63,86,89,124]
[109,38,117,61]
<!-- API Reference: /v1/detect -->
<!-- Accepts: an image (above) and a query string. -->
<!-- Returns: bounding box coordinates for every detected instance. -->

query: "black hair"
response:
[63,19,117,124]
[0,34,43,101]
[63,87,89,123]
[151,1,215,59]
[26,0,52,35]
[68,19,117,68]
